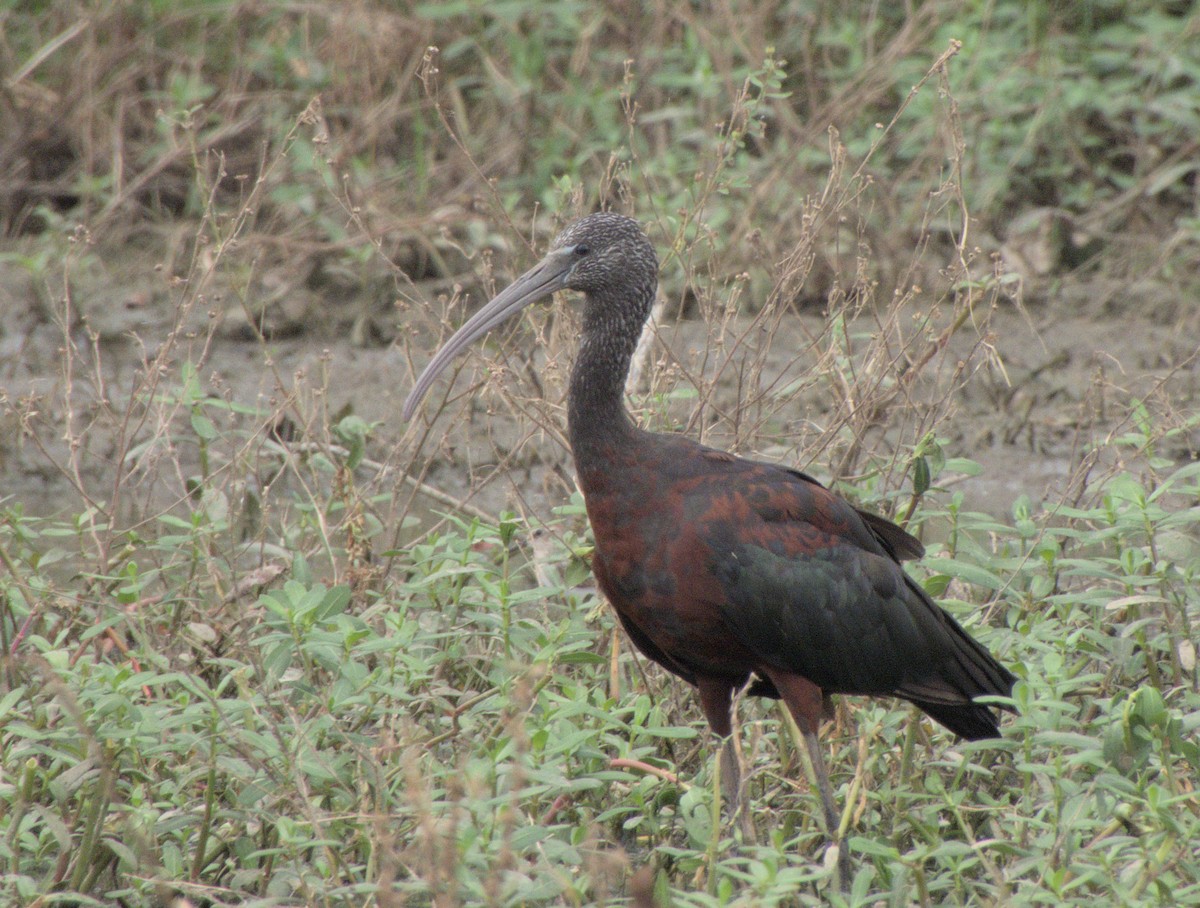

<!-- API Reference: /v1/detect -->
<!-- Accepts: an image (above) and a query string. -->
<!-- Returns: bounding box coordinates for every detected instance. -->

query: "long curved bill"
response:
[402,249,575,421]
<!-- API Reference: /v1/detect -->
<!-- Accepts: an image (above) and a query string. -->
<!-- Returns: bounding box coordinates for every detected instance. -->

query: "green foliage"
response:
[2,405,1199,903]
[896,3,1200,214]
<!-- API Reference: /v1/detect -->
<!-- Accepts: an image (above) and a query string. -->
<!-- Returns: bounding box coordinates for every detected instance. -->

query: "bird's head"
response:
[549,212,657,302]
[403,212,658,420]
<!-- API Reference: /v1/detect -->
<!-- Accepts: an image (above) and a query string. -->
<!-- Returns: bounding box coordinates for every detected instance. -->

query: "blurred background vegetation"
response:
[2,2,1199,906]
[5,0,1199,318]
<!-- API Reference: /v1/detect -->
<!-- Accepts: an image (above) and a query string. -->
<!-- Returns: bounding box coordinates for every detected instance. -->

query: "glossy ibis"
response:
[403,213,1016,888]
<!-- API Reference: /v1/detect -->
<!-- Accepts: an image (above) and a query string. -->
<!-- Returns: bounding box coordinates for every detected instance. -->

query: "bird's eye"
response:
[574,244,590,256]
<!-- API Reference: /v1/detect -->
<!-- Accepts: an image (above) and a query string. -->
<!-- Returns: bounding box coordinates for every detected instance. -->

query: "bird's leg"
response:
[697,678,755,842]
[719,734,756,843]
[762,669,850,892]
[799,715,851,891]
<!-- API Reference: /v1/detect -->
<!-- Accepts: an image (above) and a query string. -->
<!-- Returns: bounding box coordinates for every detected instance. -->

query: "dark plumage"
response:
[404,212,1017,889]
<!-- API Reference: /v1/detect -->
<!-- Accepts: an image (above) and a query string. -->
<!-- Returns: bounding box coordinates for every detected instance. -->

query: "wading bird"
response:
[403,213,1016,889]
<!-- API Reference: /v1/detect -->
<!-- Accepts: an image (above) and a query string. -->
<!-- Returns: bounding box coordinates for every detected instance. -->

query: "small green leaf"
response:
[190,410,218,440]
[913,454,931,496]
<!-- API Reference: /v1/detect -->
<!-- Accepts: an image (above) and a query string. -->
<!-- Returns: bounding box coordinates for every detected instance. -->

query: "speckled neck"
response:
[567,287,647,470]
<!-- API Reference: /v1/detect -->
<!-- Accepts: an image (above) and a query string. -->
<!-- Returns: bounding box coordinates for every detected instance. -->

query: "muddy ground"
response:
[1,236,1197,538]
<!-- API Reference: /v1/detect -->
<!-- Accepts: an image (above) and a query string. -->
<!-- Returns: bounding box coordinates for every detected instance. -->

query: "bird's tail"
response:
[897,578,1017,740]
[908,698,1005,741]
